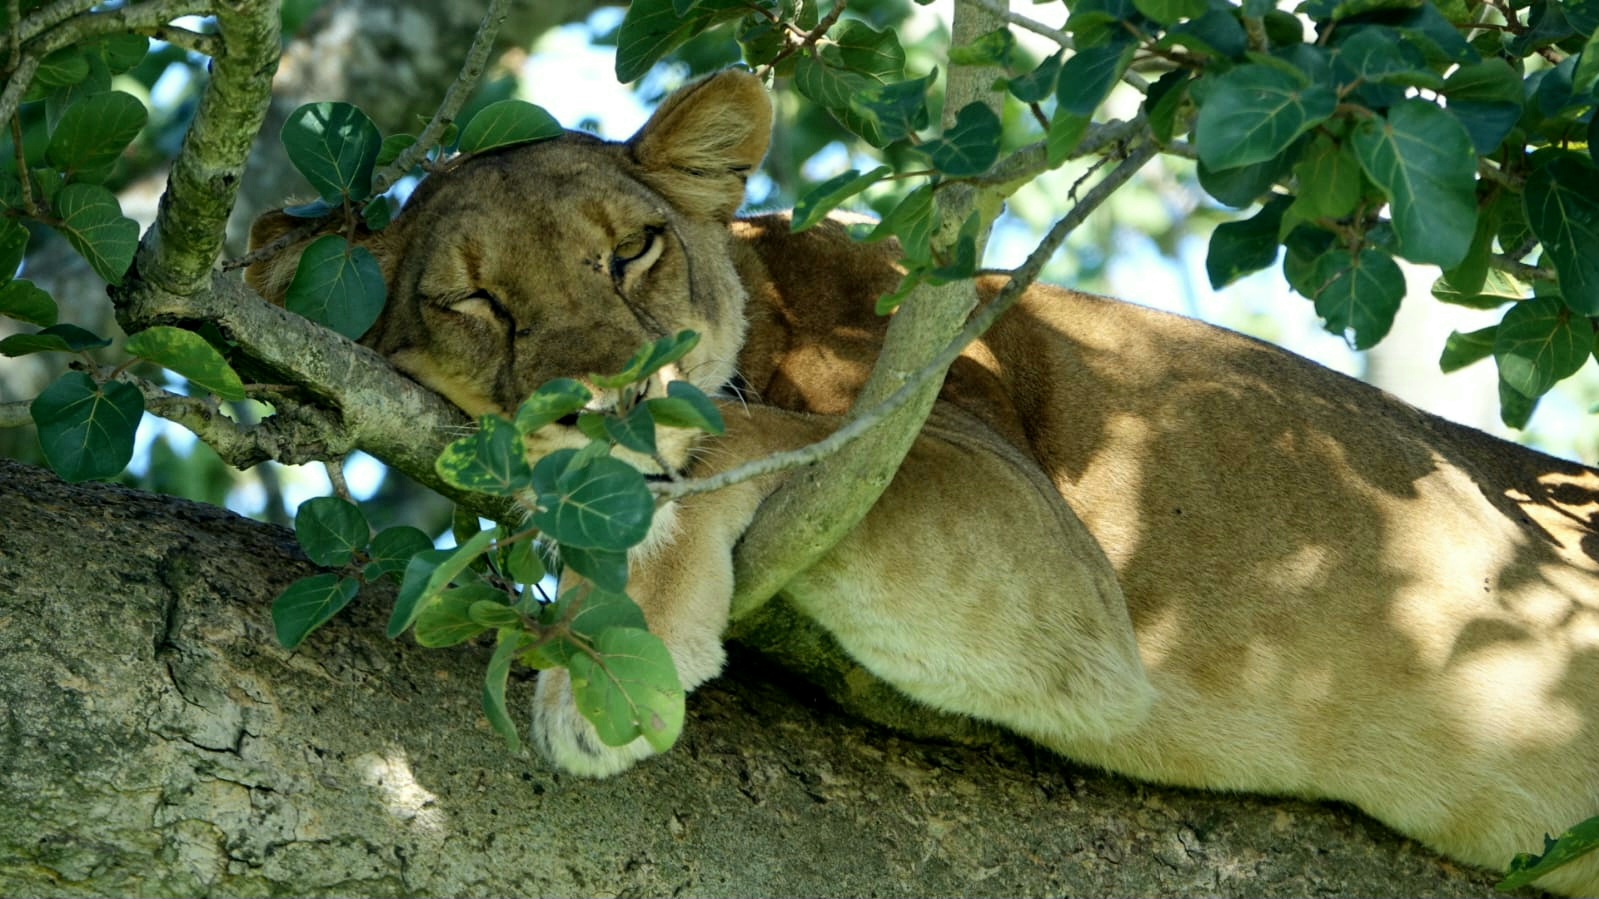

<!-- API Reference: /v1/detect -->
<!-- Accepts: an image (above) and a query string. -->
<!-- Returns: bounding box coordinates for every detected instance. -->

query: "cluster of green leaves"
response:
[273,330,724,753]
[272,96,563,340]
[0,20,261,482]
[621,0,1599,427]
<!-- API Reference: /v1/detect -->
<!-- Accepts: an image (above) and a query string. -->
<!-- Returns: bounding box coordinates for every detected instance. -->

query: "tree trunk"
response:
[0,459,1526,897]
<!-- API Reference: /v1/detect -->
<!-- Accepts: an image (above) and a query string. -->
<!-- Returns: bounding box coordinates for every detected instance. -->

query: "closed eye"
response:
[447,288,508,325]
[609,225,665,284]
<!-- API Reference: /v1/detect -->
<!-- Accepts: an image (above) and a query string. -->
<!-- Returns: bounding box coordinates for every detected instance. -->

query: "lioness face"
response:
[250,71,774,473]
[366,138,751,472]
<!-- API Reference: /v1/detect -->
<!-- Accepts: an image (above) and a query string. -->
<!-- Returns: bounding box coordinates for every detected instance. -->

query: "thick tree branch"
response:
[119,0,280,303]
[727,4,1011,614]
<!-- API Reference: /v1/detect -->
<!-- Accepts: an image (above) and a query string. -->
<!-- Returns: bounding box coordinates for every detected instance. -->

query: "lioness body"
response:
[251,71,1599,894]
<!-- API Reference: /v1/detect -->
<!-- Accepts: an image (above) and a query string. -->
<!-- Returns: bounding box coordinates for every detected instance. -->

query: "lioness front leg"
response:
[531,479,770,777]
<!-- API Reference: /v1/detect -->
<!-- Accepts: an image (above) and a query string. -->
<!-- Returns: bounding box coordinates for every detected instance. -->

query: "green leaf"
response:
[483,628,536,751]
[1144,70,1192,145]
[375,133,416,169]
[556,585,650,639]
[531,450,654,551]
[294,495,370,568]
[792,166,892,232]
[515,378,593,435]
[123,326,247,401]
[863,185,935,263]
[833,20,907,79]
[949,27,1016,66]
[388,529,499,638]
[1195,64,1337,172]
[1290,135,1363,221]
[30,371,142,482]
[1494,296,1591,398]
[793,54,875,110]
[0,218,28,280]
[458,100,563,154]
[567,626,684,751]
[1007,51,1063,103]
[1432,267,1526,309]
[49,183,138,285]
[844,72,935,148]
[284,235,387,340]
[0,323,111,356]
[281,101,382,204]
[364,526,433,583]
[1498,815,1599,891]
[34,47,90,90]
[1524,153,1599,315]
[272,573,360,650]
[921,102,1001,177]
[413,583,502,647]
[45,91,147,180]
[1207,196,1289,289]
[603,402,658,455]
[1443,59,1524,155]
[1047,113,1091,167]
[557,544,630,593]
[614,0,746,82]
[1132,0,1207,25]
[504,538,547,587]
[1498,373,1540,428]
[1057,41,1136,117]
[1350,99,1478,267]
[1304,247,1405,349]
[1439,325,1497,373]
[436,414,537,495]
[468,599,523,629]
[0,280,56,327]
[591,330,700,390]
[648,381,726,435]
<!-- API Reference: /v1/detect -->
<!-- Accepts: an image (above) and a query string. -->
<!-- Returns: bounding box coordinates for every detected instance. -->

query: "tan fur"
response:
[249,70,1599,895]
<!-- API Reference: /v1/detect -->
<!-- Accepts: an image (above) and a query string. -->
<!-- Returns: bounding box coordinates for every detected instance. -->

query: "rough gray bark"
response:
[0,459,1528,897]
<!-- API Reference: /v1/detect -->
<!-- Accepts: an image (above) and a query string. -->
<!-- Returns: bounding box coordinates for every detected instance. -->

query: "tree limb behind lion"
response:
[249,71,1599,895]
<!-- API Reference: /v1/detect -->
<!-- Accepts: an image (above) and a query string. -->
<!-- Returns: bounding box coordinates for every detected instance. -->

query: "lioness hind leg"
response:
[782,406,1156,746]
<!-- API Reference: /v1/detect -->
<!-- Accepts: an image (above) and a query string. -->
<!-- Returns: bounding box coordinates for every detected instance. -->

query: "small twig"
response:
[368,0,514,196]
[146,24,221,56]
[655,135,1160,502]
[325,458,355,503]
[221,218,329,273]
[0,52,39,131]
[960,0,1069,47]
[1489,254,1553,283]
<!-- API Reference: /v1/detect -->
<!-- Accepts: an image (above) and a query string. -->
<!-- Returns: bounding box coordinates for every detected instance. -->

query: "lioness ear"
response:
[629,69,773,221]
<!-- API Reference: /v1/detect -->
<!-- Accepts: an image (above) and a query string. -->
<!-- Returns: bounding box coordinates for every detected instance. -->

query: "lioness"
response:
[250,70,1599,894]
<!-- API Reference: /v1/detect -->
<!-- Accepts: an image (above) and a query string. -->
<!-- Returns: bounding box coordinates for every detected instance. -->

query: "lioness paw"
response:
[531,668,659,778]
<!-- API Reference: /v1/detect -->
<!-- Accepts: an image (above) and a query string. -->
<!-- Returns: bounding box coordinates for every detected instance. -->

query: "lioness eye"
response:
[447,288,506,324]
[609,226,664,282]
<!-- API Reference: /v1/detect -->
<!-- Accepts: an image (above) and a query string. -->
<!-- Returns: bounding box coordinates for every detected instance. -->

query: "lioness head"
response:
[248,70,773,472]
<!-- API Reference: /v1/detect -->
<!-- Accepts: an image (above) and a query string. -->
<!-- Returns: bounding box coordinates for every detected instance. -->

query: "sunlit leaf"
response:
[124,326,247,401]
[458,100,563,153]
[1304,247,1405,349]
[282,101,382,204]
[792,166,892,232]
[531,450,654,551]
[0,280,56,327]
[45,91,147,181]
[436,414,537,495]
[567,626,684,751]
